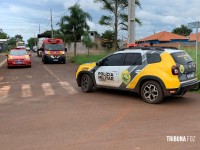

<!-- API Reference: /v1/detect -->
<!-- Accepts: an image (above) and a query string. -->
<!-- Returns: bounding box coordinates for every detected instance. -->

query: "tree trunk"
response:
[114,0,118,50]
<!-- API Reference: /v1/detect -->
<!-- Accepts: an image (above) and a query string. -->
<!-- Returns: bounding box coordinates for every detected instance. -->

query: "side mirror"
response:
[96,61,102,66]
[5,54,8,57]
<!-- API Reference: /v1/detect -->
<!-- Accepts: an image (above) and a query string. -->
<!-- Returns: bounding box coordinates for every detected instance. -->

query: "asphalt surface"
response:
[0,52,200,150]
[0,53,6,67]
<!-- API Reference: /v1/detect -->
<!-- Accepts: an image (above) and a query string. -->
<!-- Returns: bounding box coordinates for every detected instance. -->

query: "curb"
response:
[0,59,6,68]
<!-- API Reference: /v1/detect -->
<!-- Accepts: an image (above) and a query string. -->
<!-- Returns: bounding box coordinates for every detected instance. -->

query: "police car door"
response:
[118,53,143,88]
[95,53,124,87]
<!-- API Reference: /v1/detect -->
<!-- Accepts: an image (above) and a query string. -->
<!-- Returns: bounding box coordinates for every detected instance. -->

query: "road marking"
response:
[42,65,78,95]
[21,84,32,97]
[59,81,78,95]
[0,59,7,68]
[41,83,55,96]
[0,85,11,99]
[42,65,61,81]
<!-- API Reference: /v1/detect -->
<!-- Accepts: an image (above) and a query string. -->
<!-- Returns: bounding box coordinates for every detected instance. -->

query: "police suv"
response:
[76,47,200,104]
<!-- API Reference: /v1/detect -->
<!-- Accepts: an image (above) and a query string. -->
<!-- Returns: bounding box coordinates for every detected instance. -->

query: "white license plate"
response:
[16,61,22,64]
[187,73,195,78]
[53,59,58,61]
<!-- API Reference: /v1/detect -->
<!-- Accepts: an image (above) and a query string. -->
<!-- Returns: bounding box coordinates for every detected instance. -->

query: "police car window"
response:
[147,53,161,64]
[123,53,142,66]
[101,54,123,66]
[171,52,193,65]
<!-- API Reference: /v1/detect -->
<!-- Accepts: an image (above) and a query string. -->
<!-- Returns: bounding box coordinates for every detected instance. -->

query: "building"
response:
[188,32,200,42]
[0,39,8,52]
[136,31,188,45]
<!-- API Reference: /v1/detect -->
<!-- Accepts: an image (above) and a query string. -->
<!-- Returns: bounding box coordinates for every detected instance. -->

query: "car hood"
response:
[78,62,96,72]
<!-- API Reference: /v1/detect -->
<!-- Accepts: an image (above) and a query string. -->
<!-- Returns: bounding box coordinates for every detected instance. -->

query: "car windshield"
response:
[171,52,193,65]
[45,44,64,50]
[9,50,27,56]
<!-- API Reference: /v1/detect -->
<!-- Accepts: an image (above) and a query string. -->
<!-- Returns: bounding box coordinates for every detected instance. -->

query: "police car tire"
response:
[141,80,163,104]
[81,74,93,93]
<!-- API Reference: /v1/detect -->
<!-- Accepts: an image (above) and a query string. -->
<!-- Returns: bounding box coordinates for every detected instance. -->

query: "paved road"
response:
[0,52,200,150]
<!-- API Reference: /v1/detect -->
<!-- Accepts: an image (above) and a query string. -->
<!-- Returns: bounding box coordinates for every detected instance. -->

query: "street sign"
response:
[188,21,200,29]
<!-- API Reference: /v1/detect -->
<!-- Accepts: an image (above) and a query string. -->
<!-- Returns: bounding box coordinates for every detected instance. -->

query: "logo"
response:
[121,70,131,85]
[166,136,195,142]
[98,72,114,81]
[179,65,185,74]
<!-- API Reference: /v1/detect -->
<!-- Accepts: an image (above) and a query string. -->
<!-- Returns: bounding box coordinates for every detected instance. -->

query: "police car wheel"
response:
[141,81,163,104]
[81,74,93,93]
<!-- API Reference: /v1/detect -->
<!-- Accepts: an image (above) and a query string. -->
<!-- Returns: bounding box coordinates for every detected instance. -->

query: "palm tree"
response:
[58,4,92,56]
[94,0,142,49]
[82,32,97,56]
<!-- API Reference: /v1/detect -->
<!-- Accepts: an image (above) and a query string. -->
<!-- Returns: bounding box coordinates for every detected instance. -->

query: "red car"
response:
[6,49,31,68]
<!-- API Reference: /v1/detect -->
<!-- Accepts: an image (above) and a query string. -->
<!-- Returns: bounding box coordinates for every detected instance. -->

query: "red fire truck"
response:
[41,38,66,64]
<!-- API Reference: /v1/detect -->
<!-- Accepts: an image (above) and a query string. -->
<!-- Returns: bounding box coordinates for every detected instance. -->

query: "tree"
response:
[39,30,61,38]
[58,4,92,56]
[0,30,9,39]
[15,34,23,41]
[101,30,115,49]
[172,25,192,36]
[94,0,142,49]
[27,37,37,49]
[82,32,97,56]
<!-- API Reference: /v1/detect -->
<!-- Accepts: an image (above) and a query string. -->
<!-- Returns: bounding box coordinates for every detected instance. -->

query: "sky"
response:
[0,0,200,43]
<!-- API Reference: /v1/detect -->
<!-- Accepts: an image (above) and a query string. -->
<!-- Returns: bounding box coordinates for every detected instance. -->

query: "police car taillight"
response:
[172,66,179,75]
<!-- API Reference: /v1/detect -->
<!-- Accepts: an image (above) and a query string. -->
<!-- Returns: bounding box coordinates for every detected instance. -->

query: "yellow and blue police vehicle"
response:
[76,47,200,104]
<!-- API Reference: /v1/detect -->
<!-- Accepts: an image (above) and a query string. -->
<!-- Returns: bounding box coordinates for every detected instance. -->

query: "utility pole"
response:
[50,9,54,37]
[128,0,136,44]
[188,21,200,72]
[34,32,36,46]
[39,24,40,34]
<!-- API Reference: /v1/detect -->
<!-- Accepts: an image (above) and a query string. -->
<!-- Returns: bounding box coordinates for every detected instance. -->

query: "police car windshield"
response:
[171,52,193,65]
[9,50,27,56]
[45,44,64,50]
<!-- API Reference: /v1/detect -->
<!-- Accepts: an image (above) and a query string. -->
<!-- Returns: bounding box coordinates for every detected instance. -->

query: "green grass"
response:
[70,53,109,65]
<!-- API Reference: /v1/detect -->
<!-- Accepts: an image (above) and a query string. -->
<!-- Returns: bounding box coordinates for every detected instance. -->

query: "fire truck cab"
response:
[41,38,66,64]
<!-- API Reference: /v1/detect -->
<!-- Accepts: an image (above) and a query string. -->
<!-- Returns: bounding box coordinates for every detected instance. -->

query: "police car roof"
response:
[117,46,183,54]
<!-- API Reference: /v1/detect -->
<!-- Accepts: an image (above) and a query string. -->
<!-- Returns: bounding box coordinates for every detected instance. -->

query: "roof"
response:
[188,33,200,42]
[137,31,188,42]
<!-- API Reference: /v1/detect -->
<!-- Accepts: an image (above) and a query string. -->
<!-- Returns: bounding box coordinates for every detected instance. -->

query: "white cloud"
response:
[1,0,200,42]
[63,0,101,11]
